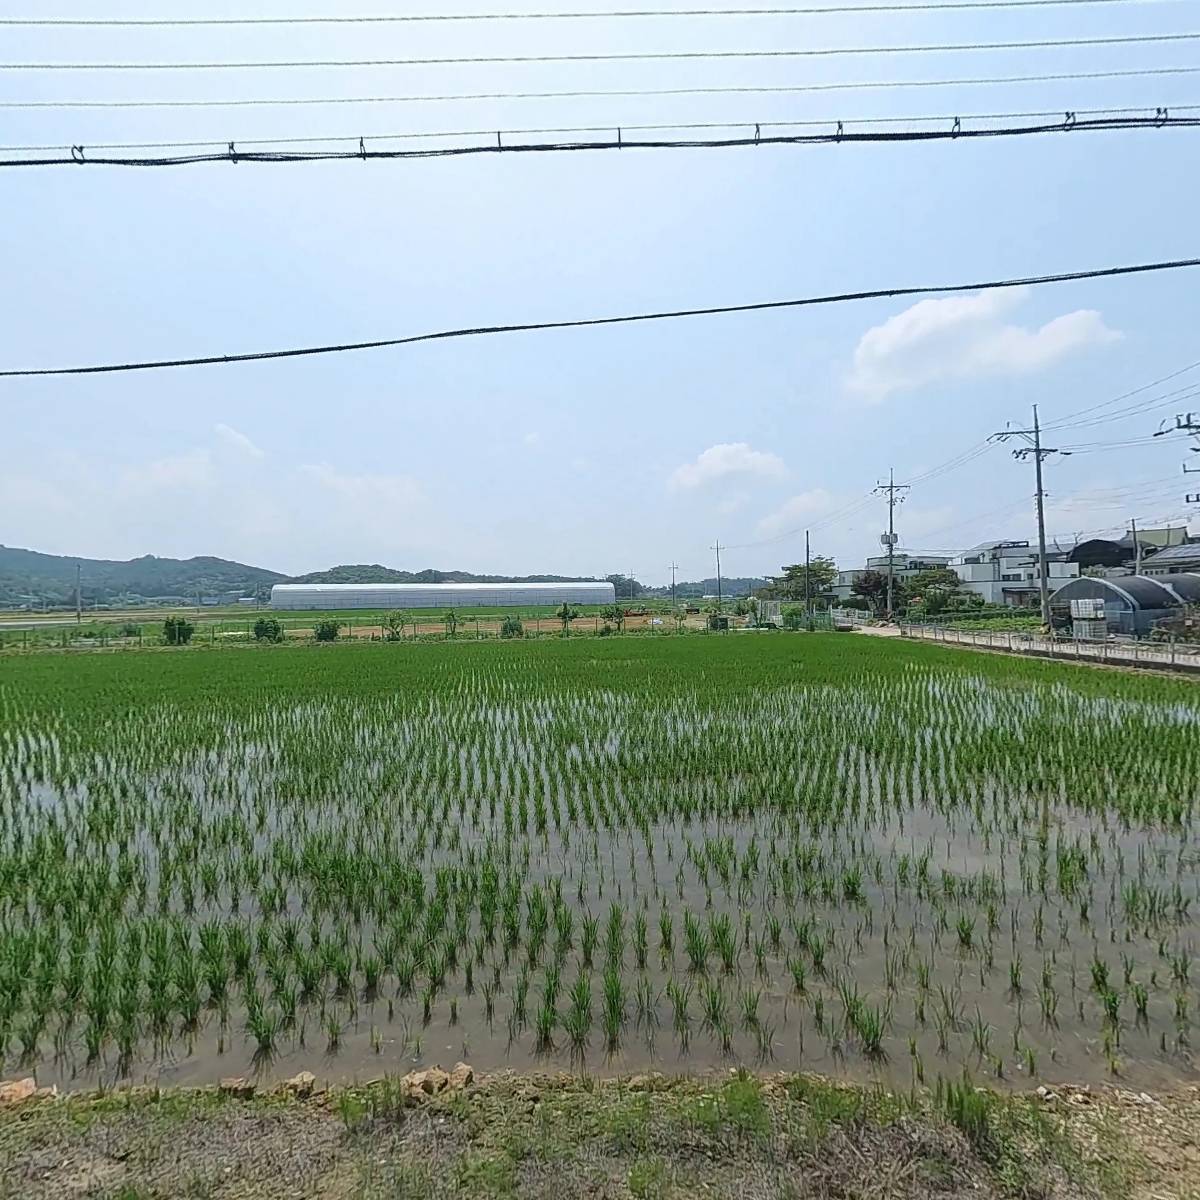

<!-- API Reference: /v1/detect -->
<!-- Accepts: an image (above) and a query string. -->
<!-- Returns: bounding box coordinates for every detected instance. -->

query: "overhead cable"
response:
[6,105,1192,155]
[1040,358,1200,428]
[4,114,1193,168]
[0,0,1182,25]
[4,255,1195,382]
[9,66,1197,110]
[7,32,1200,71]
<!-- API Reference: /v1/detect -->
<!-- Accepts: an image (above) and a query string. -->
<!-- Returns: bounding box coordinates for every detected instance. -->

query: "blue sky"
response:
[2,0,1199,583]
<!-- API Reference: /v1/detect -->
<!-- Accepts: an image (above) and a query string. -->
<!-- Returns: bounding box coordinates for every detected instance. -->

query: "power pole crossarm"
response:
[991,404,1068,628]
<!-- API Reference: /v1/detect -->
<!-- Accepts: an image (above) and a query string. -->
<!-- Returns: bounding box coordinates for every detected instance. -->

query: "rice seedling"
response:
[0,632,1193,1092]
[564,972,593,1052]
[602,967,626,1050]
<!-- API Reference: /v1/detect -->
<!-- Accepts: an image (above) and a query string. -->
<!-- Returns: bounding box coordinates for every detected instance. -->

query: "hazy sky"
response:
[3,0,1199,583]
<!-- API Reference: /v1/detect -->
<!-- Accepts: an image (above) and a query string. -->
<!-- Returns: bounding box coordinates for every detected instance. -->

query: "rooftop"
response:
[1144,543,1200,566]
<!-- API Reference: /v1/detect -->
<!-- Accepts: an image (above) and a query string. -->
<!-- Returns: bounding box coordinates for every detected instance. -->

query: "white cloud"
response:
[756,489,835,537]
[119,449,214,495]
[300,463,424,512]
[522,431,542,448]
[215,423,265,459]
[669,442,787,491]
[846,288,1121,402]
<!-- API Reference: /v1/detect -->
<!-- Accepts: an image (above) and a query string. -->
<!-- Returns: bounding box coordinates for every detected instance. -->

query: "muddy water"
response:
[7,654,1200,1095]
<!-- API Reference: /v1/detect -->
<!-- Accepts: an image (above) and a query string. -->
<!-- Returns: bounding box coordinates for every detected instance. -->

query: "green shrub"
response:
[162,616,194,646]
[500,616,524,639]
[314,620,341,643]
[253,617,285,643]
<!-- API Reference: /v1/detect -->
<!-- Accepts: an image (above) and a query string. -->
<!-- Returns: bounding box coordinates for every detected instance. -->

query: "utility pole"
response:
[75,563,82,625]
[1130,516,1142,575]
[711,540,724,613]
[873,469,910,621]
[992,405,1068,629]
[669,562,679,609]
[804,530,812,617]
[1153,412,1200,506]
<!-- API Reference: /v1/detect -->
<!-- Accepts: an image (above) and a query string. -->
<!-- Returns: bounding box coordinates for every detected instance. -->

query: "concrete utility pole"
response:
[873,469,910,621]
[1130,516,1142,575]
[804,530,812,617]
[669,562,679,609]
[992,405,1068,629]
[75,563,82,625]
[711,540,724,613]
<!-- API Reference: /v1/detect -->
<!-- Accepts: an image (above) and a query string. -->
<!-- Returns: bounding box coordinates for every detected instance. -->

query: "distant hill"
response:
[289,565,600,585]
[0,546,286,607]
[0,546,601,608]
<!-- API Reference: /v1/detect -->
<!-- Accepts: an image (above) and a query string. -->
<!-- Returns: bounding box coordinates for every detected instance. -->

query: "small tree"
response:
[253,616,284,643]
[500,615,524,639]
[314,619,341,642]
[443,608,460,639]
[383,610,407,641]
[673,608,687,634]
[601,602,625,633]
[555,603,579,636]
[163,615,195,646]
[852,570,895,616]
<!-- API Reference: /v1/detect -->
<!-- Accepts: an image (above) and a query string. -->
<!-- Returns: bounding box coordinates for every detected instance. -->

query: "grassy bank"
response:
[3,1070,1194,1200]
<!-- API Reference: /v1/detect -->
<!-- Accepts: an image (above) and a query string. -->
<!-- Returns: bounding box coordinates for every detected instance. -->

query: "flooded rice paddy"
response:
[2,635,1199,1093]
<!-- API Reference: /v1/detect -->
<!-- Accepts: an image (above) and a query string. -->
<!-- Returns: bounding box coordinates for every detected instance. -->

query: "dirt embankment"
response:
[2,1070,1196,1200]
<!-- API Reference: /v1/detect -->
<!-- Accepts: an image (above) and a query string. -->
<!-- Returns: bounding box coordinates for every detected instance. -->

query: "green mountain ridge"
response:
[0,546,601,607]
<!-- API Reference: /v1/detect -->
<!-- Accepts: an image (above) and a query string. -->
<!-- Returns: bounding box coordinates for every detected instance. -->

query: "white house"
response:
[952,539,1078,606]
[830,552,954,604]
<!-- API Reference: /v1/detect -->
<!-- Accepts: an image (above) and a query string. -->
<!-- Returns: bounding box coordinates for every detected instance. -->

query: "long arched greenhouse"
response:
[270,582,616,610]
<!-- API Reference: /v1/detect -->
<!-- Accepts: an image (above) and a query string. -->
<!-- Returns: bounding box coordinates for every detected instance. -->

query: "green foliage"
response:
[162,615,195,645]
[313,619,341,642]
[500,615,524,639]
[722,1073,770,1138]
[934,1075,993,1150]
[761,557,838,603]
[555,603,579,635]
[383,611,407,641]
[601,603,626,633]
[443,609,460,638]
[627,1156,670,1199]
[851,570,891,613]
[252,617,284,643]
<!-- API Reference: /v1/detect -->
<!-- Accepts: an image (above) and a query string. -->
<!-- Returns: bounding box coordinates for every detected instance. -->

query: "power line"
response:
[8,66,1197,110]
[4,256,1197,381]
[7,32,1200,71]
[1040,357,1200,428]
[1,0,1181,25]
[4,104,1190,155]
[4,114,1191,168]
[1039,380,1200,432]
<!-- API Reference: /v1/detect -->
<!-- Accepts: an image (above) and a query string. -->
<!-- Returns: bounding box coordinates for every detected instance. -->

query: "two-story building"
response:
[830,552,954,605]
[952,539,1079,606]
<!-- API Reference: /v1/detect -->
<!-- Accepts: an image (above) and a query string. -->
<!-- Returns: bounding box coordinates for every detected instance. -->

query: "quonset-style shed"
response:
[1049,574,1194,636]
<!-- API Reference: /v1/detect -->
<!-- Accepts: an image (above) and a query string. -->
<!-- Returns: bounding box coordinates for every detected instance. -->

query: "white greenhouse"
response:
[270,581,616,610]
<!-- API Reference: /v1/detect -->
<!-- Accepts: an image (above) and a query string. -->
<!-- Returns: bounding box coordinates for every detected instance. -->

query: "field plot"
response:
[1,636,1198,1093]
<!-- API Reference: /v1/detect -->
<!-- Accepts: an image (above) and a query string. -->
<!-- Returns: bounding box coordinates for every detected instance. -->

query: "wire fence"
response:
[900,621,1200,672]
